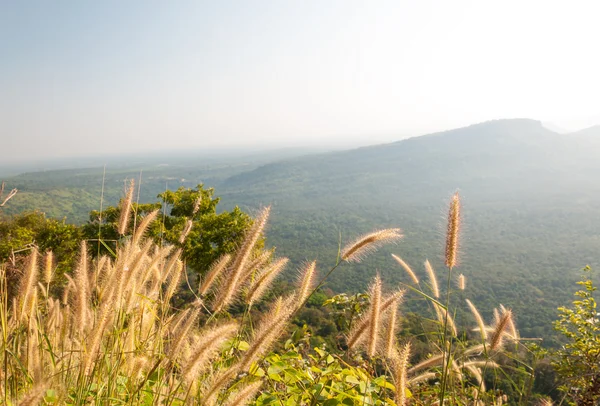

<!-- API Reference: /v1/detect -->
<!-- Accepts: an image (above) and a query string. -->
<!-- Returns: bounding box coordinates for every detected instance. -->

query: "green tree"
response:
[0,211,82,279]
[84,184,258,275]
[553,266,600,405]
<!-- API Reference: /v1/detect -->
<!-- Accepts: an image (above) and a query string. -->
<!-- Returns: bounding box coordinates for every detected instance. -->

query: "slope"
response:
[216,119,600,341]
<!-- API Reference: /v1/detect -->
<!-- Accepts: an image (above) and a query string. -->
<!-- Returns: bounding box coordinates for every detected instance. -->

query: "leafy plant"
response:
[553,266,600,405]
[84,183,257,275]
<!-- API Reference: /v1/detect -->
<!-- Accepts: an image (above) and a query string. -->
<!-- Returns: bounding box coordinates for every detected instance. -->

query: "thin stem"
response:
[439,266,453,406]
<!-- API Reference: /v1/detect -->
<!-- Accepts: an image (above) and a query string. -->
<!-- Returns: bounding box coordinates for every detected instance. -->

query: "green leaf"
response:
[345,375,360,385]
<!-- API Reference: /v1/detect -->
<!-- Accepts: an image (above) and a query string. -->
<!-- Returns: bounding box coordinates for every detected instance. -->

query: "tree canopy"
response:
[83,184,257,274]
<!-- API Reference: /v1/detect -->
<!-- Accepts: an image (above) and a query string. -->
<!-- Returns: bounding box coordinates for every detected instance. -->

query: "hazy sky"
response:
[2,0,599,162]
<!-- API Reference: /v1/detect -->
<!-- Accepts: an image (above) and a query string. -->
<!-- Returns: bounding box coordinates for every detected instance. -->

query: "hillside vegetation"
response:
[4,119,600,341]
[3,191,565,405]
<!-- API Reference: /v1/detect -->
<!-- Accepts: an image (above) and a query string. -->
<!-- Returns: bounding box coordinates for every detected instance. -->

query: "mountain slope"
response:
[216,119,600,340]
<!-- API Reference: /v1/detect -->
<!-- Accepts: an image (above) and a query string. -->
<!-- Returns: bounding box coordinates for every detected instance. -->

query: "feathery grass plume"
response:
[384,301,399,358]
[164,308,191,341]
[408,352,445,374]
[138,244,174,290]
[37,282,47,299]
[122,242,155,311]
[17,382,50,406]
[62,275,75,305]
[83,302,114,376]
[139,306,157,342]
[295,260,317,306]
[466,299,487,341]
[464,365,485,392]
[457,273,466,290]
[489,308,513,351]
[132,209,159,243]
[444,192,461,269]
[493,307,501,325]
[462,360,499,369]
[164,259,184,305]
[367,275,383,357]
[222,381,263,406]
[157,247,182,285]
[424,259,439,298]
[118,179,135,235]
[95,255,111,295]
[167,303,202,360]
[26,323,43,382]
[202,368,238,406]
[392,342,411,406]
[26,287,39,322]
[463,344,485,357]
[117,243,144,297]
[246,257,288,307]
[500,304,519,340]
[124,319,137,355]
[73,241,90,335]
[127,356,150,381]
[43,250,54,285]
[450,360,463,382]
[199,254,231,296]
[341,228,403,262]
[239,295,294,370]
[18,249,38,322]
[182,323,238,386]
[127,239,153,279]
[213,206,271,313]
[347,289,404,350]
[45,298,60,330]
[537,398,554,406]
[178,219,194,244]
[433,303,457,337]
[391,254,419,284]
[240,249,273,282]
[408,372,436,385]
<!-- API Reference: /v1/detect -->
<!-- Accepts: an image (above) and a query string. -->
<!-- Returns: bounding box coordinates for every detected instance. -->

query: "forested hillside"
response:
[214,119,600,341]
[4,118,600,341]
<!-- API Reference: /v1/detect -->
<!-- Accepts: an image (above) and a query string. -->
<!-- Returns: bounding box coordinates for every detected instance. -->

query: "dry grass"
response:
[0,192,526,405]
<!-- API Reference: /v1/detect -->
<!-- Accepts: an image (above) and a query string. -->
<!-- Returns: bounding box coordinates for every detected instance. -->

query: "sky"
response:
[2,0,600,163]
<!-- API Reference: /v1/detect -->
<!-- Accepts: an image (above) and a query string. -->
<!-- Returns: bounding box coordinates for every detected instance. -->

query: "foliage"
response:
[0,210,82,279]
[553,267,600,405]
[83,184,257,275]
[257,342,396,405]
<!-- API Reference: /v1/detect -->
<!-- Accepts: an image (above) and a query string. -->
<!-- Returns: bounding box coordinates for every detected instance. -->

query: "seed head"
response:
[342,229,403,262]
[444,192,461,269]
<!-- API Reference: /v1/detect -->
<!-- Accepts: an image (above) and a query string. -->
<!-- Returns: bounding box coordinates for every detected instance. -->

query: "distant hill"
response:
[214,119,600,341]
[220,119,600,203]
[569,124,600,138]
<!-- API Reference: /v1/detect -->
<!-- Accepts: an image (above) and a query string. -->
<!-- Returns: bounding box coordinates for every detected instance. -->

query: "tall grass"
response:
[0,188,530,405]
